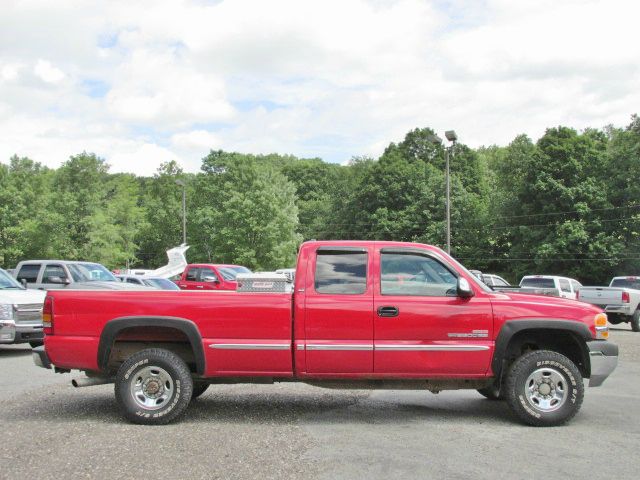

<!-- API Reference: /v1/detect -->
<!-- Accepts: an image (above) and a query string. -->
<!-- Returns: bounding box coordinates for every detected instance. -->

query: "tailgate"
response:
[578,287,622,305]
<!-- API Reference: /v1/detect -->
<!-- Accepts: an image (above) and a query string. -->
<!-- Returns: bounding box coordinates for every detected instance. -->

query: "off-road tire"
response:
[504,350,584,427]
[191,382,210,399]
[477,382,502,400]
[115,348,193,425]
[631,309,640,332]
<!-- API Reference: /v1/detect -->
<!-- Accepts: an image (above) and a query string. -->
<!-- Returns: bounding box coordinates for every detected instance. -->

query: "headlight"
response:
[0,304,15,321]
[594,313,609,339]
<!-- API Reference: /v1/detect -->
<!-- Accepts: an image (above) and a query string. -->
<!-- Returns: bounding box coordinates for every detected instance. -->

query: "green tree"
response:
[190,152,301,269]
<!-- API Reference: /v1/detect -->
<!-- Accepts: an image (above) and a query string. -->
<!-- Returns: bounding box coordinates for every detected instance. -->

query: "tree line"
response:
[1,115,638,285]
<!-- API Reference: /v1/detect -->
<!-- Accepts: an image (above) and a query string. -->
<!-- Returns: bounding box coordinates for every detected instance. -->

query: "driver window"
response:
[42,265,67,283]
[199,268,217,281]
[381,252,457,296]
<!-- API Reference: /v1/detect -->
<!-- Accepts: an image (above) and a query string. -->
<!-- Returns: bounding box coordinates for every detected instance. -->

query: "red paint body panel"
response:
[43,241,603,381]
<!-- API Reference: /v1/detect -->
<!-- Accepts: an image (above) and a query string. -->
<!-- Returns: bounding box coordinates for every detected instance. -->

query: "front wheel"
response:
[504,350,584,427]
[631,310,640,332]
[115,348,193,425]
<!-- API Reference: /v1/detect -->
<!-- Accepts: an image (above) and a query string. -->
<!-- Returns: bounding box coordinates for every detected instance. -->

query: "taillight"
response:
[43,296,53,334]
[622,291,630,303]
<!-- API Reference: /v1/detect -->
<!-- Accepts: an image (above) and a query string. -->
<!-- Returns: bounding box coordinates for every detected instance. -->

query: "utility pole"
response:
[444,130,458,255]
[175,179,187,245]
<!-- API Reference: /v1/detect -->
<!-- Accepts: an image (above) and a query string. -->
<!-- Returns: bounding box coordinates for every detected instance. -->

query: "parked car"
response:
[520,275,582,300]
[116,274,180,291]
[33,240,617,427]
[578,276,640,331]
[469,270,510,288]
[13,260,124,290]
[176,264,251,291]
[0,268,45,347]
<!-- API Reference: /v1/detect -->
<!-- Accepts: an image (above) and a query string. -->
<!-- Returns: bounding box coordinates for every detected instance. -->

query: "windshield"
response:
[143,278,180,290]
[521,277,556,289]
[0,269,23,289]
[610,278,640,290]
[67,263,117,282]
[218,266,251,281]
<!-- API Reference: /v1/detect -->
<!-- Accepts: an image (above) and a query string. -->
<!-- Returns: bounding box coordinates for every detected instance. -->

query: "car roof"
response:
[16,260,102,265]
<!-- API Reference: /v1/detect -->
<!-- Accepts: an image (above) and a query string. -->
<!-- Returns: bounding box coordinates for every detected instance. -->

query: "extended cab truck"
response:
[578,276,640,331]
[33,241,618,427]
[177,264,251,291]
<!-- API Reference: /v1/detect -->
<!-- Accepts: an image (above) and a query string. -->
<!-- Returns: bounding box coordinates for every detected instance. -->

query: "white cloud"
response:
[0,0,638,173]
[33,59,65,84]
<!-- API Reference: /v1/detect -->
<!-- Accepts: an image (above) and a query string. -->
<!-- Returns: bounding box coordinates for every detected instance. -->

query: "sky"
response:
[1,0,639,175]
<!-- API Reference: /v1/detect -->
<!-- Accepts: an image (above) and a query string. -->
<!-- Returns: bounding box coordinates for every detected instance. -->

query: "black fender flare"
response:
[97,316,206,375]
[492,319,592,379]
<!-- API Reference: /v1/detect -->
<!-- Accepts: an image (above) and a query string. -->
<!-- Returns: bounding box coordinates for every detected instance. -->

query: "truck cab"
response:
[520,275,582,300]
[177,264,251,291]
[13,260,121,290]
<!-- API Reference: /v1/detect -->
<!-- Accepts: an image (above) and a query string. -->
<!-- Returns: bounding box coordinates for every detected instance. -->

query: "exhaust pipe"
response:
[72,377,113,388]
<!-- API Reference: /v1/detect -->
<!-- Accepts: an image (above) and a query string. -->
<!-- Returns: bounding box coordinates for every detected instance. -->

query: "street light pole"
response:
[444,130,458,255]
[175,179,187,245]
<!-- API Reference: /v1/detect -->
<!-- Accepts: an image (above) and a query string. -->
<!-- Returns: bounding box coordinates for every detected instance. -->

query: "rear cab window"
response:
[610,277,640,290]
[16,264,41,283]
[314,249,367,295]
[520,277,556,289]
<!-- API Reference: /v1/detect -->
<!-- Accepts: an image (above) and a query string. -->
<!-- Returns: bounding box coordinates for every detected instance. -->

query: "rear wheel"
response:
[631,310,640,332]
[504,350,583,427]
[115,348,193,425]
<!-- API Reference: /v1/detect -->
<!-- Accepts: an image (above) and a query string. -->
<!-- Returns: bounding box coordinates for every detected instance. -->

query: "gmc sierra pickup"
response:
[33,241,618,427]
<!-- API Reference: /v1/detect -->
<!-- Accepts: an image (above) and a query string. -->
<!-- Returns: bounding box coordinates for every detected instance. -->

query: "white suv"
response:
[520,275,582,300]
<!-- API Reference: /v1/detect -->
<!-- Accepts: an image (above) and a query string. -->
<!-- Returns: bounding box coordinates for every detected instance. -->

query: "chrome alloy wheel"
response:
[525,367,567,412]
[130,366,174,410]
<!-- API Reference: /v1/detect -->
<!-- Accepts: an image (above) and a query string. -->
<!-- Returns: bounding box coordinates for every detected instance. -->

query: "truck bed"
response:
[46,290,294,376]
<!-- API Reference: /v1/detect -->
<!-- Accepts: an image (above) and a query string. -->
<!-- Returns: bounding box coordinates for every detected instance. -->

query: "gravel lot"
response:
[1,327,638,480]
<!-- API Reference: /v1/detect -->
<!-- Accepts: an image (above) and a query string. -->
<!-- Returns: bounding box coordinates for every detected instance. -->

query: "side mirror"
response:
[457,277,475,298]
[20,278,28,287]
[48,276,66,284]
[203,275,219,283]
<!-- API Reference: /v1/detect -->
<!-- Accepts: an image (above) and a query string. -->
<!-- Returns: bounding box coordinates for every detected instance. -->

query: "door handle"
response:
[196,285,204,289]
[377,306,399,317]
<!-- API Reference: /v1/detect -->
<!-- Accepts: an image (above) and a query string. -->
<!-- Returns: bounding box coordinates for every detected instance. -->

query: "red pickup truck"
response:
[33,241,618,426]
[176,263,251,291]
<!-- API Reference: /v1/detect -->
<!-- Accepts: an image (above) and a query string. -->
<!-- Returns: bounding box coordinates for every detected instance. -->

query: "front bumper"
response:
[14,324,44,343]
[32,345,52,369]
[588,341,618,387]
[0,319,16,344]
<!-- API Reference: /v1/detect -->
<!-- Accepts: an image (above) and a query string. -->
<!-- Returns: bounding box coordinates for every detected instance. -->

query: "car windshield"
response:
[610,278,640,290]
[143,278,180,290]
[0,269,23,289]
[67,263,117,282]
[521,277,556,289]
[218,266,251,281]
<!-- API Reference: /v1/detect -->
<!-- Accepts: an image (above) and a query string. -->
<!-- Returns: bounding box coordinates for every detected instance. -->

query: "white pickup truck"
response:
[578,276,640,332]
[0,268,45,347]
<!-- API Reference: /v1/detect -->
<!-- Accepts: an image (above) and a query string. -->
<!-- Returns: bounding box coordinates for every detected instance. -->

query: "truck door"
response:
[199,266,223,290]
[303,246,374,374]
[373,247,493,375]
